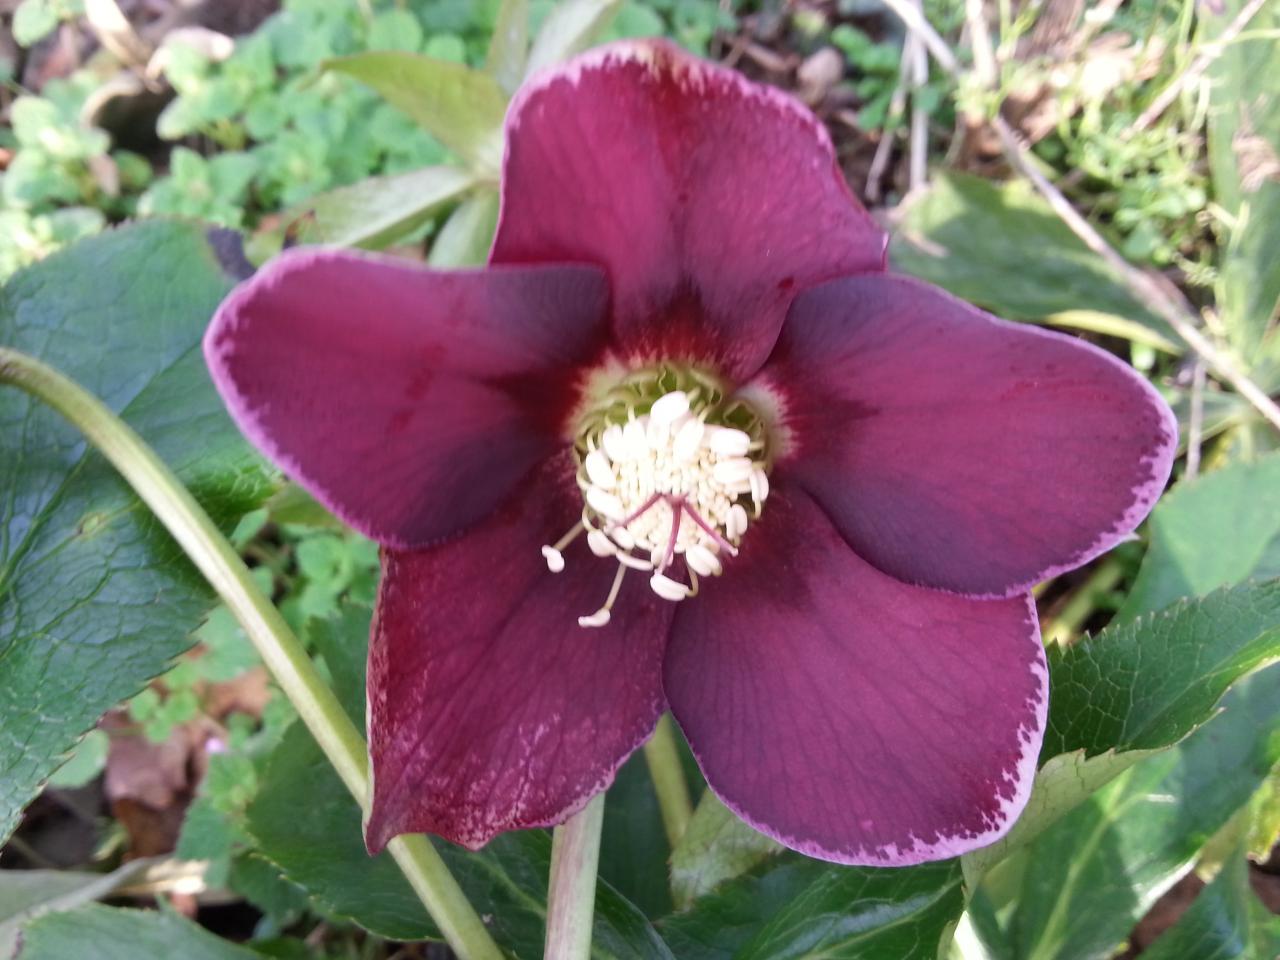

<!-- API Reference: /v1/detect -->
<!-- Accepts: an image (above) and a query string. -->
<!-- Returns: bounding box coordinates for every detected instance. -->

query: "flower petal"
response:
[365,453,673,852]
[665,485,1046,866]
[757,274,1177,597]
[491,39,886,380]
[205,248,608,548]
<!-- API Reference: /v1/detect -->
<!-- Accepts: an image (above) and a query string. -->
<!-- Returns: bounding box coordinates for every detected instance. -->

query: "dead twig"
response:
[908,0,930,191]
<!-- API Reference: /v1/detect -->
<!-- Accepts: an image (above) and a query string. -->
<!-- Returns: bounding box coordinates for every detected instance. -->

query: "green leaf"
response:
[1142,849,1280,960]
[0,222,276,843]
[890,173,1177,348]
[1044,580,1280,758]
[1121,453,1280,621]
[661,855,963,960]
[669,793,782,909]
[244,605,671,957]
[996,668,1280,960]
[525,0,622,78]
[45,728,109,788]
[12,0,59,47]
[324,52,507,174]
[288,165,478,249]
[427,189,500,267]
[965,579,1280,880]
[0,858,155,956]
[487,0,530,94]
[599,750,674,917]
[1204,0,1280,366]
[18,904,260,960]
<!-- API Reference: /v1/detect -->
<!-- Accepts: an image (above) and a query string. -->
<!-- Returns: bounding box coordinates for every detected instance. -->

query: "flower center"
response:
[541,367,770,628]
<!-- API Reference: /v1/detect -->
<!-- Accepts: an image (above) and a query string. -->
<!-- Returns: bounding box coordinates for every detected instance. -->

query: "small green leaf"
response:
[46,728,109,788]
[525,0,622,78]
[1120,453,1280,621]
[367,9,424,53]
[287,165,476,250]
[487,0,530,94]
[670,793,782,909]
[427,189,500,267]
[0,223,276,843]
[324,52,507,174]
[1045,580,1280,758]
[890,173,1177,348]
[12,0,59,47]
[19,904,260,960]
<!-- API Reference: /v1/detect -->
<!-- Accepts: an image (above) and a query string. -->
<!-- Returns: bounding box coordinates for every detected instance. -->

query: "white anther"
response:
[623,418,648,459]
[650,572,692,601]
[685,543,722,577]
[649,391,689,427]
[578,609,611,628]
[728,503,749,540]
[587,529,617,557]
[750,468,769,506]
[584,449,616,489]
[587,487,625,520]
[541,546,565,573]
[713,457,755,485]
[672,418,705,462]
[611,526,636,550]
[646,417,670,450]
[709,427,751,457]
[602,424,628,462]
[617,551,654,571]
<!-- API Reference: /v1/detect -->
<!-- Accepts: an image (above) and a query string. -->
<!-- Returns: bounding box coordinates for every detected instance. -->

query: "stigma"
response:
[540,375,770,629]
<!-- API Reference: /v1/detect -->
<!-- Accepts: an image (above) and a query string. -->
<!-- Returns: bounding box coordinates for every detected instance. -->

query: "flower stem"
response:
[545,792,605,960]
[643,713,693,847]
[0,347,503,960]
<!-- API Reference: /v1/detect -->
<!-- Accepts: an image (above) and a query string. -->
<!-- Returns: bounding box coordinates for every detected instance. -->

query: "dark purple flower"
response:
[204,40,1177,865]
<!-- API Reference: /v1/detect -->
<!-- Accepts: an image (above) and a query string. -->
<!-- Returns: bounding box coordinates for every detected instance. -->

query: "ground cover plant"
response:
[1,0,1278,958]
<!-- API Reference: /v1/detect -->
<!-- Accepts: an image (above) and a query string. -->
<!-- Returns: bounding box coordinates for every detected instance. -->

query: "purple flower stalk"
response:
[204,40,1177,866]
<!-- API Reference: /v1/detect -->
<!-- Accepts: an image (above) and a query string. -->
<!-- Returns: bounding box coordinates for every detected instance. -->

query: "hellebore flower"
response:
[204,40,1177,865]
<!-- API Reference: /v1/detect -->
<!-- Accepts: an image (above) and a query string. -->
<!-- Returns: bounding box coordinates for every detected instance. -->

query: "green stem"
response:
[642,713,693,847]
[545,793,605,960]
[0,347,502,960]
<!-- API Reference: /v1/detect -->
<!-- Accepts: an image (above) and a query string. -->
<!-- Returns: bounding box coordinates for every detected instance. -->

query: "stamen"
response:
[650,571,692,602]
[584,449,616,489]
[561,367,770,627]
[579,564,628,628]
[686,543,722,576]
[708,427,751,457]
[587,486,625,521]
[540,521,585,572]
[649,390,689,426]
[586,529,617,557]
